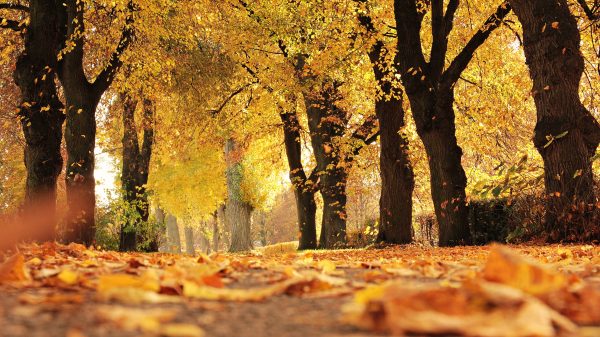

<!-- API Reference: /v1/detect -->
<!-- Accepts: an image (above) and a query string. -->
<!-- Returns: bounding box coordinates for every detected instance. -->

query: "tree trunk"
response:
[119,94,154,251]
[165,214,181,253]
[410,90,472,246]
[57,0,134,245]
[12,0,65,241]
[304,81,350,249]
[368,41,415,244]
[280,110,317,250]
[184,226,195,255]
[510,0,600,242]
[225,138,253,252]
[212,211,219,252]
[392,0,509,246]
[63,95,99,245]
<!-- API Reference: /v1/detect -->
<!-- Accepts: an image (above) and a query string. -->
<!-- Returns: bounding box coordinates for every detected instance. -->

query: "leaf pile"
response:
[0,243,599,336]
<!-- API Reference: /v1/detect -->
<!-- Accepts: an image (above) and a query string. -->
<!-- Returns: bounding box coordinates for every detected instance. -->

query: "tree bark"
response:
[184,226,195,255]
[393,0,510,246]
[165,214,181,253]
[57,0,134,245]
[304,81,350,249]
[280,108,317,250]
[225,138,253,252]
[12,0,65,241]
[510,0,600,241]
[119,94,155,251]
[367,41,415,244]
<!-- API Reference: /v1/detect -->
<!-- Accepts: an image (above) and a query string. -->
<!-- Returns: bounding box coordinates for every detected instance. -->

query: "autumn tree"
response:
[392,0,511,246]
[119,94,155,251]
[357,1,415,244]
[1,1,65,238]
[509,0,600,241]
[58,0,135,245]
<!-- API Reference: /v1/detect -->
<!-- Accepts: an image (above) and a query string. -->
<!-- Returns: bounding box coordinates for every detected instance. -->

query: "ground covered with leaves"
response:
[0,243,599,337]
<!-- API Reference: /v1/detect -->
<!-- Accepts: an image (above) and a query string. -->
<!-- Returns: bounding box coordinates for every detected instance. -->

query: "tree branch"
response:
[441,1,511,88]
[429,0,447,81]
[0,17,24,31]
[444,0,460,36]
[576,0,598,20]
[92,0,136,96]
[208,81,256,116]
[0,3,28,11]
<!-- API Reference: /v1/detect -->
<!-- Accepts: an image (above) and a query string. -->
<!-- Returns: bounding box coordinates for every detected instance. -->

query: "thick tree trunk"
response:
[165,214,181,253]
[368,41,415,244]
[12,0,65,241]
[304,81,349,249]
[280,110,317,250]
[227,201,253,252]
[510,0,600,242]
[410,90,471,246]
[63,96,99,245]
[119,95,154,251]
[184,226,195,255]
[225,138,253,252]
[376,96,415,244]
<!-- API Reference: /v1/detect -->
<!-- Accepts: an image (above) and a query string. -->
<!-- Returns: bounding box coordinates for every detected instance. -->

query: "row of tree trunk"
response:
[5,0,135,245]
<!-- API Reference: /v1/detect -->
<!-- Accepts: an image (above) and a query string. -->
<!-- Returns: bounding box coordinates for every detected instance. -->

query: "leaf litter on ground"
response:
[0,242,598,336]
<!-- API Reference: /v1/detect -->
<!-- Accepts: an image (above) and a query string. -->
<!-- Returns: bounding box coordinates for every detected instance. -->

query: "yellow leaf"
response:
[58,269,79,285]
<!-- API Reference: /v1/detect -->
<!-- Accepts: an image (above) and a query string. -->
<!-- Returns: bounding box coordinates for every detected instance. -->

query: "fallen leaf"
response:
[0,253,31,283]
[482,245,568,295]
[344,280,577,337]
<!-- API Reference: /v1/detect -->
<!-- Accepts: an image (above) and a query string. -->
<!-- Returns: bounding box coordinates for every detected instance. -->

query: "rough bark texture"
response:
[367,41,415,244]
[225,139,253,252]
[510,0,600,241]
[12,0,65,240]
[119,95,155,252]
[393,0,510,246]
[57,0,133,245]
[184,226,195,255]
[305,81,350,249]
[280,109,317,250]
[165,214,181,253]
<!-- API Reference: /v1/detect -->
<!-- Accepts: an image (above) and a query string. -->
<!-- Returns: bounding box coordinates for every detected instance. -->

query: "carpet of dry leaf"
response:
[0,243,599,337]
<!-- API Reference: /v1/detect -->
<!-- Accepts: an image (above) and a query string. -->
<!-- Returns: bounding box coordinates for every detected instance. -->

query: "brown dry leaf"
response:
[0,253,31,283]
[482,245,568,295]
[344,280,577,337]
